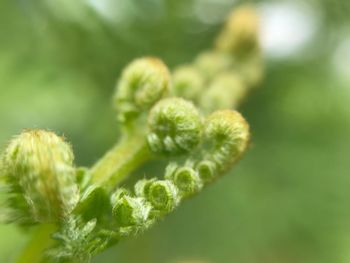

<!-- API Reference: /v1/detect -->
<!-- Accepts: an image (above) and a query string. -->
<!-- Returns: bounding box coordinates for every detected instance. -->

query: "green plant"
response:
[0,5,263,263]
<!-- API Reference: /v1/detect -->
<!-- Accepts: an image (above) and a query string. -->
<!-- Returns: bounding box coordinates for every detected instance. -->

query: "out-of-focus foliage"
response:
[0,0,350,263]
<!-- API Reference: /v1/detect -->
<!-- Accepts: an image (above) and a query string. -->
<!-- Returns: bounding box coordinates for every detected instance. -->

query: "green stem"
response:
[15,224,56,263]
[90,131,151,188]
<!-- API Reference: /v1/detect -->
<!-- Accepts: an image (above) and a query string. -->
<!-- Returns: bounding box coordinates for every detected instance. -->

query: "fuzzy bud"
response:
[167,166,202,197]
[147,98,202,155]
[134,178,155,198]
[216,5,259,55]
[194,51,232,81]
[114,57,170,122]
[145,180,179,213]
[199,72,246,112]
[0,130,79,223]
[195,160,217,184]
[172,65,204,101]
[112,195,151,227]
[204,110,250,170]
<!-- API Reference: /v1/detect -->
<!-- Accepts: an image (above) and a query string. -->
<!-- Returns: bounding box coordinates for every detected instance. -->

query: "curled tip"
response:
[199,72,246,113]
[134,178,155,198]
[1,129,79,223]
[195,160,217,183]
[172,65,204,101]
[204,110,250,169]
[112,194,151,227]
[167,166,202,197]
[216,5,259,55]
[147,98,202,155]
[146,180,179,213]
[114,57,170,122]
[194,51,232,81]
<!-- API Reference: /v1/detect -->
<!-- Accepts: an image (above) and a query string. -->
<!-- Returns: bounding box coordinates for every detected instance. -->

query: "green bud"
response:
[1,130,79,223]
[147,98,202,155]
[216,5,259,55]
[204,110,250,170]
[112,195,151,227]
[171,167,202,197]
[199,72,246,113]
[114,57,170,122]
[146,180,179,213]
[172,65,204,101]
[195,160,217,184]
[134,178,155,198]
[194,51,232,81]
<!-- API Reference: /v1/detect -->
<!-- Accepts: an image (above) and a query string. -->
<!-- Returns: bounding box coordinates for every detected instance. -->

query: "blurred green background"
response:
[1,0,350,262]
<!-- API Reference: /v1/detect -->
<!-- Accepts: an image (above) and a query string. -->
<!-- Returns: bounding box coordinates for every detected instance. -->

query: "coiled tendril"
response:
[216,5,259,55]
[199,72,246,113]
[147,98,202,155]
[197,110,250,181]
[114,57,170,123]
[172,65,204,101]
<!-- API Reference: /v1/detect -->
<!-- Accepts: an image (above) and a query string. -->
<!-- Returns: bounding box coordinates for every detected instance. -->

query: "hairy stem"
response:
[90,131,151,188]
[15,224,56,263]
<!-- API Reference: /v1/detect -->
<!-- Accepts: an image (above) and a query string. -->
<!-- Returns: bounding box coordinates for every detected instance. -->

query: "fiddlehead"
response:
[112,194,152,231]
[114,57,170,123]
[199,72,246,113]
[216,5,259,56]
[172,65,204,101]
[0,5,263,263]
[197,110,250,180]
[165,165,202,197]
[194,51,233,81]
[147,98,202,155]
[108,110,250,240]
[47,110,250,262]
[143,180,180,214]
[172,4,262,113]
[88,57,171,188]
[0,130,79,223]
